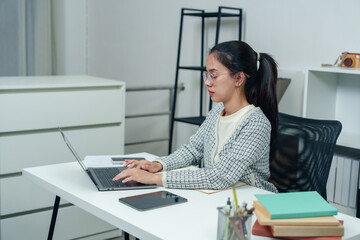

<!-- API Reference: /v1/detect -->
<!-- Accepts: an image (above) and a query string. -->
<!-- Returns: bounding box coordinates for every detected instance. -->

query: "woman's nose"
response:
[204,78,212,87]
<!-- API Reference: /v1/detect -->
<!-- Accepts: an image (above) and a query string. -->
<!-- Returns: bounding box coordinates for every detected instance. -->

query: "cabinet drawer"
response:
[0,87,124,133]
[0,206,121,240]
[1,176,70,215]
[0,126,123,174]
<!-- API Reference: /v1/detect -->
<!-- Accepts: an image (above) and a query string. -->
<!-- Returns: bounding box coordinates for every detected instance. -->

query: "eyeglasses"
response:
[202,71,231,85]
[202,72,216,85]
[203,71,251,85]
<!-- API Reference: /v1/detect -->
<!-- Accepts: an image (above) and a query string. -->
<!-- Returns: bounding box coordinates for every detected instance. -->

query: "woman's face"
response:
[205,53,238,103]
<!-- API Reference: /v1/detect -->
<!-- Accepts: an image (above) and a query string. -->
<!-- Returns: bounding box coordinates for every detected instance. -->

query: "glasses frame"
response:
[203,71,250,86]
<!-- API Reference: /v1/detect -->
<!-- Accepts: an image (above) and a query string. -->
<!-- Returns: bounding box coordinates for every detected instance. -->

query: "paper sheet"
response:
[84,152,158,168]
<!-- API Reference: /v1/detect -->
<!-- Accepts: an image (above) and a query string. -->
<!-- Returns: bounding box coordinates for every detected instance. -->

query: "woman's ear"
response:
[235,72,246,87]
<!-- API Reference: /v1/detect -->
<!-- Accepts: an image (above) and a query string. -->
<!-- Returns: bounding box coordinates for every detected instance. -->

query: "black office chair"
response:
[269,113,342,200]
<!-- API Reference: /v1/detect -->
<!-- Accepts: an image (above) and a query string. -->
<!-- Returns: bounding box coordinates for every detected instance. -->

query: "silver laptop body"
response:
[59,128,156,191]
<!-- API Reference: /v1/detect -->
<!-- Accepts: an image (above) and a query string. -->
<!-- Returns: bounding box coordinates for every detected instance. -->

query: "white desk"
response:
[23,162,360,240]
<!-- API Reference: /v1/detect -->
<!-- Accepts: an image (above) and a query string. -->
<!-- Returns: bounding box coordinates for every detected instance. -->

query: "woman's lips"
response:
[208,90,214,96]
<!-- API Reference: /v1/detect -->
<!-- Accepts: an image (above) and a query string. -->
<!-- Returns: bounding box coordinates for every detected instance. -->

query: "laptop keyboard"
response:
[91,167,151,188]
[93,167,122,187]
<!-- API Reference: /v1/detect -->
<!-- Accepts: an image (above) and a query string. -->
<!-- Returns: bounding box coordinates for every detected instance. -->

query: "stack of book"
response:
[252,191,344,239]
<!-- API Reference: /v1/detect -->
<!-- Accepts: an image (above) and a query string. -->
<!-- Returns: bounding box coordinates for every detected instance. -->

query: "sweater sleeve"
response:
[157,116,210,171]
[157,104,222,171]
[164,114,271,190]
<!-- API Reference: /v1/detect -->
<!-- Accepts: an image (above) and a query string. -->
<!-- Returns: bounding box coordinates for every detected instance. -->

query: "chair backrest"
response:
[276,78,291,103]
[269,113,342,200]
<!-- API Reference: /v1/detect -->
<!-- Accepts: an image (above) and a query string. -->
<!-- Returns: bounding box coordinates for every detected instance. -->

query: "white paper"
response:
[84,152,159,168]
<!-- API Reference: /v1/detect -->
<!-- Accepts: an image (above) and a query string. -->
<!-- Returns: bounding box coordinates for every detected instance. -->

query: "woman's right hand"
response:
[124,159,163,173]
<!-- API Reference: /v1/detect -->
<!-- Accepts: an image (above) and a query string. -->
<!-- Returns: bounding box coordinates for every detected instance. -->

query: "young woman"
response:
[113,40,278,192]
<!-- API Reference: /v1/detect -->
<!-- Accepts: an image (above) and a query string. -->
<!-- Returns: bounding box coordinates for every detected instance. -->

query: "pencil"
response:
[232,187,239,209]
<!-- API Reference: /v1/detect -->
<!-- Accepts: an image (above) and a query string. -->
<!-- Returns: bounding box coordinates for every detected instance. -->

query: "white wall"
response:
[62,0,360,154]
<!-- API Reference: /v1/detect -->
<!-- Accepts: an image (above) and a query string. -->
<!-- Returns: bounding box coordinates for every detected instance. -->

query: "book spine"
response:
[271,210,338,219]
[253,200,271,219]
[270,226,344,237]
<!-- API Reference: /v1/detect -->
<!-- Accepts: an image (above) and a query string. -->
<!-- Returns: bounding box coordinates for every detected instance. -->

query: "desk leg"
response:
[124,232,140,240]
[124,232,130,240]
[47,196,139,240]
[357,188,360,218]
[48,195,61,240]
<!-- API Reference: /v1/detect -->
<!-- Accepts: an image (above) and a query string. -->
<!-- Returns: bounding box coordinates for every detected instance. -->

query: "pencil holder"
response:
[217,206,253,240]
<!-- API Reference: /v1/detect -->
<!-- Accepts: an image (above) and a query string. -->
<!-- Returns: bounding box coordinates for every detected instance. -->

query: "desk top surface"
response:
[23,161,360,240]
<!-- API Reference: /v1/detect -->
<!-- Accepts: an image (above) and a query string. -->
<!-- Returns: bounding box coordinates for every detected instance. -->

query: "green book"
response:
[255,191,338,219]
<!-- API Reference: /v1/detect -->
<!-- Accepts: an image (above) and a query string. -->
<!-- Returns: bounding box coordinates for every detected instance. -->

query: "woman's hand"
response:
[124,159,163,173]
[112,168,162,185]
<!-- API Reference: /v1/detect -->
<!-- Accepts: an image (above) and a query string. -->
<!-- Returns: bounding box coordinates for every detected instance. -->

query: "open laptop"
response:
[59,128,156,191]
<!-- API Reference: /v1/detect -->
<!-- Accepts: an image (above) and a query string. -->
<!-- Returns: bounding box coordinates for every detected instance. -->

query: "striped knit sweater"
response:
[157,103,277,192]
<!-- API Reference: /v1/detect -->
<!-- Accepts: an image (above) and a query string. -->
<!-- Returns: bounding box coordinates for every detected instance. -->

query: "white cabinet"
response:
[303,67,360,149]
[0,75,125,239]
[303,67,360,216]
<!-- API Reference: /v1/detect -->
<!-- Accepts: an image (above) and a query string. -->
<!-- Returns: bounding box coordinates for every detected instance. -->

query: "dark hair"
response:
[210,40,278,160]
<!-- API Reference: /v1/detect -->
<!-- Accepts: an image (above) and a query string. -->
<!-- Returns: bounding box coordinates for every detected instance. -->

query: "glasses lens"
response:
[203,72,213,85]
[202,72,208,82]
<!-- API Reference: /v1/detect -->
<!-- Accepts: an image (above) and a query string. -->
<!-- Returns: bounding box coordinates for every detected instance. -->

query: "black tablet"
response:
[119,191,188,211]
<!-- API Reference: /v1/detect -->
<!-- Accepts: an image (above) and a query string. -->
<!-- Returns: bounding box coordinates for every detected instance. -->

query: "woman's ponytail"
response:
[255,53,278,161]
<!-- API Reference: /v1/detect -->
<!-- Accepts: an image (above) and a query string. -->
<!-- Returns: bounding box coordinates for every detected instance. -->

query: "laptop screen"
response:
[59,127,87,171]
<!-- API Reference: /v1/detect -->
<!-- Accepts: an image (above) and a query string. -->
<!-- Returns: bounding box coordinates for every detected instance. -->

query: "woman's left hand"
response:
[112,168,162,185]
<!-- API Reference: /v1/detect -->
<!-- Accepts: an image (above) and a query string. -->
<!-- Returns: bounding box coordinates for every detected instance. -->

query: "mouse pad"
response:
[119,190,188,211]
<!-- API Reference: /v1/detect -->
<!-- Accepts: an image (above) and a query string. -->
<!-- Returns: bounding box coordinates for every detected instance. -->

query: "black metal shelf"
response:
[168,6,243,154]
[174,117,206,126]
[184,12,241,18]
[178,66,206,71]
